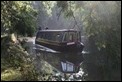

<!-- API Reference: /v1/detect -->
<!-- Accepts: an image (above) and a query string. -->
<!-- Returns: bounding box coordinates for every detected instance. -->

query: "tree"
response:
[56,1,121,81]
[1,1,38,81]
[1,1,37,37]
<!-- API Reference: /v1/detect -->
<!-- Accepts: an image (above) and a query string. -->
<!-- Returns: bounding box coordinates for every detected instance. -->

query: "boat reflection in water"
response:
[35,29,84,73]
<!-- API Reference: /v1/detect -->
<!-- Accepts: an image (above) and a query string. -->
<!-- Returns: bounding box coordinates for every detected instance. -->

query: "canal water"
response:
[24,37,86,81]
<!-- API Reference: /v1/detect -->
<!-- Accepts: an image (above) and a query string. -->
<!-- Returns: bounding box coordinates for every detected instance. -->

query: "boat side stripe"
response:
[36,38,63,46]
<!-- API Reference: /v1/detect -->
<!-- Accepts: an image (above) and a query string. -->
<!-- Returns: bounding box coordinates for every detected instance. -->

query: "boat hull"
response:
[35,39,84,53]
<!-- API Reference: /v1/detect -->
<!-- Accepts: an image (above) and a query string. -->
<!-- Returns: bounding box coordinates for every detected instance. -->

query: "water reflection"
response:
[35,47,84,73]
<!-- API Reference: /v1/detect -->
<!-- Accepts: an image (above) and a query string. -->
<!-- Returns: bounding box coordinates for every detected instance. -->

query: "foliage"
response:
[56,1,121,81]
[1,68,22,81]
[1,1,121,81]
[1,36,38,81]
[81,2,121,80]
[1,1,37,36]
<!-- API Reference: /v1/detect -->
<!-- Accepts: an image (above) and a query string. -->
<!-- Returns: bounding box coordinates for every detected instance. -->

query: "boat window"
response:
[63,32,78,42]
[36,31,63,42]
[54,32,63,42]
[77,32,81,42]
[36,32,49,40]
[44,32,52,40]
[56,34,60,42]
[69,32,77,42]
[63,32,68,42]
[36,31,81,43]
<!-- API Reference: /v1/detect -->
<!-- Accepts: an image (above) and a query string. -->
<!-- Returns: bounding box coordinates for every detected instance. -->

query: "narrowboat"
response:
[35,29,84,53]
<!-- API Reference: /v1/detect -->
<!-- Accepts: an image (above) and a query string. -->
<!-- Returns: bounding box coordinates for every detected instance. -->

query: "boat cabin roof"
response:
[38,29,80,32]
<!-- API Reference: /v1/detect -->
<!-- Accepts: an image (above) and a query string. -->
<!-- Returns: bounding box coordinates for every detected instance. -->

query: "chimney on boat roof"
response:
[45,27,48,30]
